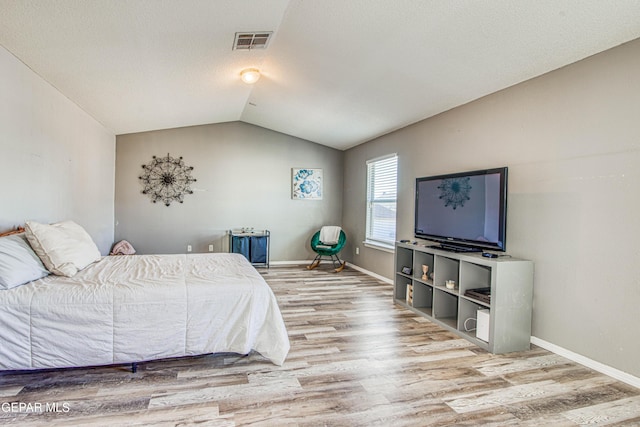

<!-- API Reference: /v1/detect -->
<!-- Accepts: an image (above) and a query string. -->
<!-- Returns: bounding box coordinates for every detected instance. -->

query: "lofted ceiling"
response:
[1,1,640,150]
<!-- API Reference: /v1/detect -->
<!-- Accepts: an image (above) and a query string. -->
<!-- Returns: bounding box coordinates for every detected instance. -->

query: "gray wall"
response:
[343,38,640,377]
[4,26,637,380]
[0,46,115,254]
[115,122,343,260]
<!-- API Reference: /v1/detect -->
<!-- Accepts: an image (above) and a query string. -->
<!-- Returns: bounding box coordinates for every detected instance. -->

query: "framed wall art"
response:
[292,168,323,200]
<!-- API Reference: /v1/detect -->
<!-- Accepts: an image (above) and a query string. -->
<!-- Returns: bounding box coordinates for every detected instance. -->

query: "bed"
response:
[0,222,290,370]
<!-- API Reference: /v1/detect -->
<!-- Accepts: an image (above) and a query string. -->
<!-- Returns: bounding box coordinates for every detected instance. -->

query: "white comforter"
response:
[0,253,290,370]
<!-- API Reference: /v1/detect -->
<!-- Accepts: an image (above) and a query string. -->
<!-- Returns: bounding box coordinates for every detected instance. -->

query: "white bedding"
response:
[0,253,290,370]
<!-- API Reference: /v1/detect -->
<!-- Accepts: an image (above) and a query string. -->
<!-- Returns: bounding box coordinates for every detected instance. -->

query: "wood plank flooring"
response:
[1,265,639,426]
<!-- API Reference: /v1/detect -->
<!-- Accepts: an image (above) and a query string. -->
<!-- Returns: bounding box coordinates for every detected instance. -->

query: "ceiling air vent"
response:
[233,32,273,50]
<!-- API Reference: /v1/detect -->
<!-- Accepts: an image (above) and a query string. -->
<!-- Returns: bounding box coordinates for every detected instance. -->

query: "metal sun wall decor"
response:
[438,177,472,210]
[139,153,197,206]
[292,168,323,200]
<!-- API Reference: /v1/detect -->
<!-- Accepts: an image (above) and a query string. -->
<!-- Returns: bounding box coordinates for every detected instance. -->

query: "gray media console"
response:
[394,242,534,354]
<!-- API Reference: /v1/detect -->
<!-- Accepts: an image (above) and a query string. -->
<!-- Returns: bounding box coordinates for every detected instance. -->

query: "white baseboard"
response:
[530,336,640,389]
[268,260,309,266]
[345,262,393,284]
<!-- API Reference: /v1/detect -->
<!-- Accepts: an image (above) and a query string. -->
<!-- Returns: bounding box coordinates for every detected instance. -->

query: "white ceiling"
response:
[1,1,640,150]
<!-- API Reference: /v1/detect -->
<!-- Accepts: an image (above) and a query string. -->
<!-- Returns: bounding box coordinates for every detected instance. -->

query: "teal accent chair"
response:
[307,229,347,272]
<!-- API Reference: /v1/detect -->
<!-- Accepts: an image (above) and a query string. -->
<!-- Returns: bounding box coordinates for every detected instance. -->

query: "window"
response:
[366,154,398,248]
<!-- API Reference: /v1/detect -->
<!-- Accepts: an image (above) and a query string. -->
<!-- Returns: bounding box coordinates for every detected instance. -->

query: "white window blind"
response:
[366,154,398,246]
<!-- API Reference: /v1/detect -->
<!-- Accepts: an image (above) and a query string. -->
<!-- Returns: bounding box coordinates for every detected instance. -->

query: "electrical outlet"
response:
[355,247,360,255]
[208,244,214,252]
[187,245,192,252]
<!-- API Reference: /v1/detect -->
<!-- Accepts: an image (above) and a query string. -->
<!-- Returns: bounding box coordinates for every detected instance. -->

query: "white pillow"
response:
[25,220,101,277]
[0,233,50,289]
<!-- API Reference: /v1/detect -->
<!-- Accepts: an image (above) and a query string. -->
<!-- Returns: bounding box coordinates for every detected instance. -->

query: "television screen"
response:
[414,167,507,252]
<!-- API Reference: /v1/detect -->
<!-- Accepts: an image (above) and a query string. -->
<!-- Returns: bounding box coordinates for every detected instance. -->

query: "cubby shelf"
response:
[394,242,534,354]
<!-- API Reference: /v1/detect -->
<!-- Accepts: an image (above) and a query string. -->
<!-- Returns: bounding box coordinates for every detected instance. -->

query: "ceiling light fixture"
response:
[240,68,261,84]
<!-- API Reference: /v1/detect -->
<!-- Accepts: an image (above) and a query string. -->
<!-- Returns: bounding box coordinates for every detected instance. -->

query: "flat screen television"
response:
[414,167,507,252]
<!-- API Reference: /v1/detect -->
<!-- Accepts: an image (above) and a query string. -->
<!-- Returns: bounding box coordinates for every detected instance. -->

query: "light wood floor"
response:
[1,265,639,426]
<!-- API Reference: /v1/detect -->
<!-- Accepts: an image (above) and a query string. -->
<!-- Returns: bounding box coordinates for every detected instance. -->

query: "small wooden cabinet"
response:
[394,242,533,354]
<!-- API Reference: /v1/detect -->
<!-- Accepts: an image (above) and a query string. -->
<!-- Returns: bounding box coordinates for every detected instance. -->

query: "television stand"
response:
[394,241,533,354]
[438,243,482,253]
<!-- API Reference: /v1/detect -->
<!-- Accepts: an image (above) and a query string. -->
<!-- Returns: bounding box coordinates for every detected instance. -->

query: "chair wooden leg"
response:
[330,253,345,273]
[307,259,320,270]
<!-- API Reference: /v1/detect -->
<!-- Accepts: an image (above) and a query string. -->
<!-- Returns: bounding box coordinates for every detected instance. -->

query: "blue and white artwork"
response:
[292,168,323,200]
